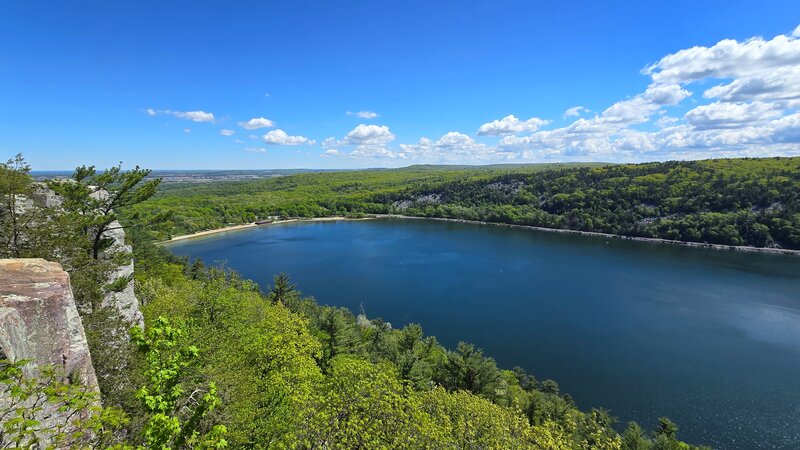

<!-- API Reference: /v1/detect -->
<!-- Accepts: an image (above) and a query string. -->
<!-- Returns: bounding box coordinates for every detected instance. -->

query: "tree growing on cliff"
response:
[0,154,35,258]
[51,163,163,259]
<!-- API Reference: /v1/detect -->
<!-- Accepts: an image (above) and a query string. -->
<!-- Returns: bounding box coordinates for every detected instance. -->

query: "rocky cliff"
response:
[0,258,98,389]
[102,220,144,326]
[25,185,143,326]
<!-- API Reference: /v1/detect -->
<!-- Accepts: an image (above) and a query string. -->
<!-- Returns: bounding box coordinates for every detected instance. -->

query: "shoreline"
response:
[159,216,373,244]
[377,214,800,255]
[160,214,800,255]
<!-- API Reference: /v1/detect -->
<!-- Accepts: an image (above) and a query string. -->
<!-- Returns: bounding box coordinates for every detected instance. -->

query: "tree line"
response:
[131,157,800,249]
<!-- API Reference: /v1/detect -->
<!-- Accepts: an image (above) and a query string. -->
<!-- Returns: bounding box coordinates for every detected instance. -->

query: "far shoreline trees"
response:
[131,157,800,250]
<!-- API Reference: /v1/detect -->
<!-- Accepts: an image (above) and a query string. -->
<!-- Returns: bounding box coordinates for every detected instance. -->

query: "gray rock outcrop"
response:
[19,186,143,327]
[101,220,143,326]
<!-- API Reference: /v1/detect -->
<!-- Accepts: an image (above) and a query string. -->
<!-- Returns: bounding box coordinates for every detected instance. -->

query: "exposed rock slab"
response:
[0,258,98,389]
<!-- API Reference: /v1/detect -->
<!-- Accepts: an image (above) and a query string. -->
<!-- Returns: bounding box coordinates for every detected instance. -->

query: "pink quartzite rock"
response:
[0,258,98,390]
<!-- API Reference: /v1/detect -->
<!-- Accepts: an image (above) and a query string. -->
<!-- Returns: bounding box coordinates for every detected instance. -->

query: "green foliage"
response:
[302,356,441,448]
[422,387,571,449]
[439,342,503,400]
[0,154,34,257]
[131,317,228,449]
[106,273,135,293]
[265,272,297,305]
[50,163,162,259]
[0,359,128,449]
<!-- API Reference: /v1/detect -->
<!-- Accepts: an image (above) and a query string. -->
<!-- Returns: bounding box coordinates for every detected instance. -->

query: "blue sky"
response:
[1,1,799,170]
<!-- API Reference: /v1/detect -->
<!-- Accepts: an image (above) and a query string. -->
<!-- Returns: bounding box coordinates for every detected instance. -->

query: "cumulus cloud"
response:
[563,106,590,118]
[322,124,397,158]
[220,129,235,136]
[702,65,800,105]
[399,132,514,162]
[480,26,800,162]
[322,149,341,157]
[245,147,267,153]
[176,111,214,122]
[347,111,379,119]
[644,31,800,108]
[147,109,215,123]
[344,124,395,145]
[478,115,550,135]
[685,101,783,130]
[239,117,275,130]
[262,129,314,145]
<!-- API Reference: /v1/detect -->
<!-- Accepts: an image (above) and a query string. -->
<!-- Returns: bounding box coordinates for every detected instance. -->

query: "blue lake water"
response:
[166,218,800,449]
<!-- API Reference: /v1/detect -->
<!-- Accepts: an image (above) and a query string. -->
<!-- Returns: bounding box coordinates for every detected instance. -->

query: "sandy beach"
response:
[160,216,374,244]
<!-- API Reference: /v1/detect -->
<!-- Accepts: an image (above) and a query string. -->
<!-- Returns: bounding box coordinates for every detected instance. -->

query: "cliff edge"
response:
[0,258,98,389]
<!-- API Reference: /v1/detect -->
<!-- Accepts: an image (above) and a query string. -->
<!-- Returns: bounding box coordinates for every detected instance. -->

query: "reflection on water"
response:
[731,302,800,352]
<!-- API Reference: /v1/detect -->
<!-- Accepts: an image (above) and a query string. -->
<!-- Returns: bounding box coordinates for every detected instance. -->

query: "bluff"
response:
[0,258,98,388]
[29,184,144,326]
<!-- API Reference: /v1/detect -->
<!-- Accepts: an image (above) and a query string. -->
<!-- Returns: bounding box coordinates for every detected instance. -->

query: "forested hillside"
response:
[134,157,800,249]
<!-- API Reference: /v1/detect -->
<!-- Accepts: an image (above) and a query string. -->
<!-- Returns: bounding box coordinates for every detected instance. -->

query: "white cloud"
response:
[793,25,800,38]
[702,65,800,105]
[597,84,691,127]
[220,129,235,136]
[239,117,275,130]
[146,109,215,123]
[262,129,314,145]
[324,124,397,159]
[235,139,244,144]
[322,149,341,157]
[656,116,679,128]
[644,31,800,108]
[685,101,782,130]
[645,34,800,85]
[347,111,379,119]
[479,26,800,162]
[350,146,397,159]
[399,132,514,162]
[183,128,191,133]
[245,147,267,153]
[478,115,550,135]
[175,111,214,122]
[344,124,395,145]
[563,106,589,118]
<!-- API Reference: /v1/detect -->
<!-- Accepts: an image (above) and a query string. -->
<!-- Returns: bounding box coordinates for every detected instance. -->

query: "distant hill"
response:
[128,156,800,250]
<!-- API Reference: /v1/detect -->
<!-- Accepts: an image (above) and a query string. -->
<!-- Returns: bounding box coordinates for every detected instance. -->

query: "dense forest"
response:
[0,160,715,448]
[132,157,800,249]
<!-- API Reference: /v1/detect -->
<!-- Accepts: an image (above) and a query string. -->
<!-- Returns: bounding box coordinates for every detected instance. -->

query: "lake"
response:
[166,218,800,449]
